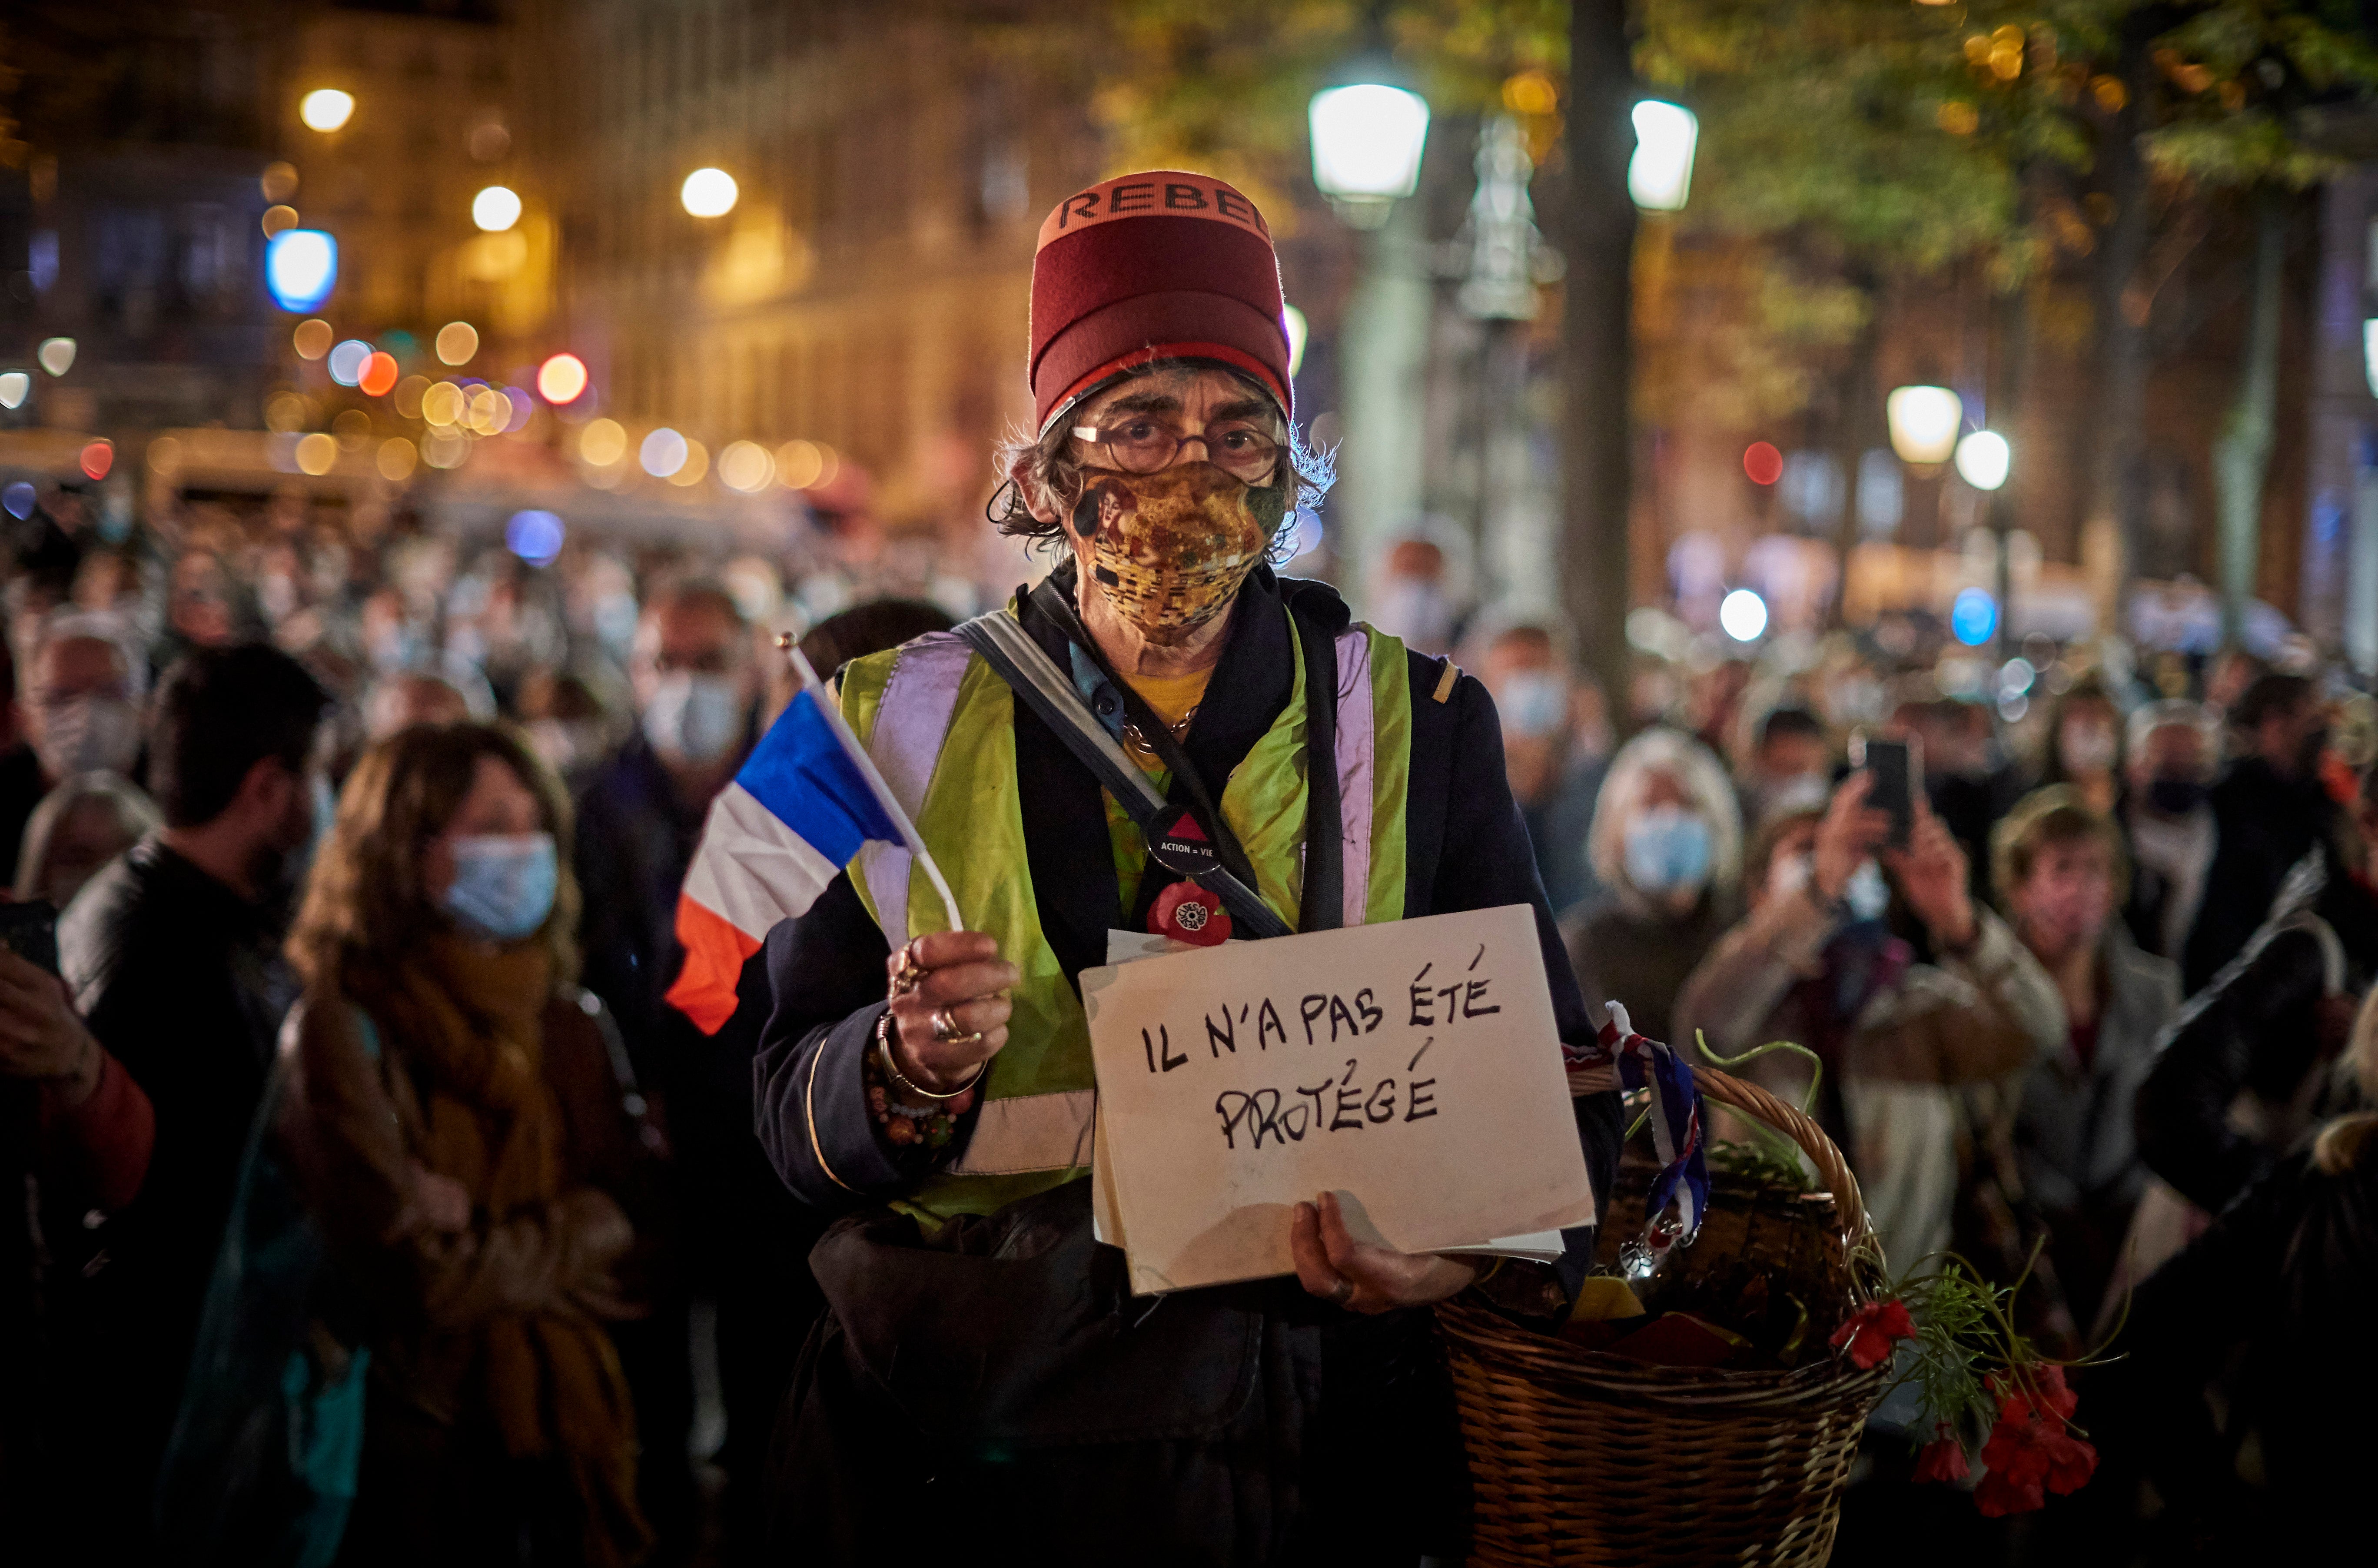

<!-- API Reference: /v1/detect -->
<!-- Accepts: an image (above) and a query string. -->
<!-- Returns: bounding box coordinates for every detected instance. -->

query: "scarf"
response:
[351,933,652,1568]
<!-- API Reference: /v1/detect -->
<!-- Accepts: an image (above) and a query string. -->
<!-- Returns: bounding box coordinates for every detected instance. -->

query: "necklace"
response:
[1121,703,1199,766]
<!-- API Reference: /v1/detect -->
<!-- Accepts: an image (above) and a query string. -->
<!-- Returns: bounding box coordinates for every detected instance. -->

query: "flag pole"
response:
[781,638,966,935]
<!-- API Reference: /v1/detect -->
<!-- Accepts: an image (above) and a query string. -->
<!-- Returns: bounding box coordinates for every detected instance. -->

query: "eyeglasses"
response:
[1071,417,1280,482]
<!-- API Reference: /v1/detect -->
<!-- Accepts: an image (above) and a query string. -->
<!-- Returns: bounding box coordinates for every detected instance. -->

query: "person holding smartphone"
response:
[1674,760,2065,1287]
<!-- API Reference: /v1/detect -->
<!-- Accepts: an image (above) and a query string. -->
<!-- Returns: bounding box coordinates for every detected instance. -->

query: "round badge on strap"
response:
[1150,880,1231,947]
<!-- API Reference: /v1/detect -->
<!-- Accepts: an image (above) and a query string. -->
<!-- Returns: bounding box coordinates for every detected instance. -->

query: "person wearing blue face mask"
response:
[1562,727,1742,1045]
[278,723,664,1568]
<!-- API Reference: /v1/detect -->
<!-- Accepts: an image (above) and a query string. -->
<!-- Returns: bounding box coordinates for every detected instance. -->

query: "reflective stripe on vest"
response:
[840,611,1412,1219]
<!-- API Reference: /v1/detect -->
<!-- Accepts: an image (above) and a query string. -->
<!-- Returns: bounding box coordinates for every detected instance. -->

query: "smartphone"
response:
[1849,731,1920,849]
[0,900,60,974]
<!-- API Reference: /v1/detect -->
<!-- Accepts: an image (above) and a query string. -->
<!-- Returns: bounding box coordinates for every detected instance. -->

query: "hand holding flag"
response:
[666,644,960,1033]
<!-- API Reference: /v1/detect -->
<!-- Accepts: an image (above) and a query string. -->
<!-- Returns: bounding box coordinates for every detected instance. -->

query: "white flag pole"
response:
[782,639,965,935]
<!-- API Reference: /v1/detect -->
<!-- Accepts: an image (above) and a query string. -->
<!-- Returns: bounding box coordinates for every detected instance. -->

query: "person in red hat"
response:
[750,171,1621,1562]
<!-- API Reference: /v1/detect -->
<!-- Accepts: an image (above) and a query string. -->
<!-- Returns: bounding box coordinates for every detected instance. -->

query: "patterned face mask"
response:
[1072,461,1287,636]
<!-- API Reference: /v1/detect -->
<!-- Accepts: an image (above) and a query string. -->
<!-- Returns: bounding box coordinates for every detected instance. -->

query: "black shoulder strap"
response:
[1026,577,1347,935]
[956,608,1292,940]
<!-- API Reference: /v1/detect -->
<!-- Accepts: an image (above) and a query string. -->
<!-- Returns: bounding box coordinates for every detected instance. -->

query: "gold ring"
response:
[889,943,927,999]
[1326,1276,1355,1307]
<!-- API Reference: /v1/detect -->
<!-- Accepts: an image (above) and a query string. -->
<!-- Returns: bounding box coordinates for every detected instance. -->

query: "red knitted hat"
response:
[1029,171,1292,433]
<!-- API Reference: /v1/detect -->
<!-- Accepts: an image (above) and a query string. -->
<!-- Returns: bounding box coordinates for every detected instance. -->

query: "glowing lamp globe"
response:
[1309,84,1431,203]
[1954,430,2011,492]
[1886,385,1963,466]
[1628,100,1700,212]
[300,90,355,132]
[681,168,739,218]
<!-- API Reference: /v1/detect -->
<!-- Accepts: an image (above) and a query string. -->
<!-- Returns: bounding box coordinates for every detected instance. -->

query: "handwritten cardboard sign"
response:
[1081,903,1594,1294]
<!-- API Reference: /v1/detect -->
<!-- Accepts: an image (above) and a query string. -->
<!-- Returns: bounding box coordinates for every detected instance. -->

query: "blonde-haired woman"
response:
[280,723,653,1568]
[1561,724,1742,1035]
[2097,982,2378,1552]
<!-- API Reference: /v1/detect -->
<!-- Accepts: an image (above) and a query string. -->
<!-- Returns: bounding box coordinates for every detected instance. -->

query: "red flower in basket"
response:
[1913,1425,1970,1484]
[1828,1299,1916,1370]
[1974,1368,2097,1516]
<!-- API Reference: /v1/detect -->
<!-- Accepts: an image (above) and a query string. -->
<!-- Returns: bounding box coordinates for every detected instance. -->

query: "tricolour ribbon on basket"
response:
[1577,1001,1710,1274]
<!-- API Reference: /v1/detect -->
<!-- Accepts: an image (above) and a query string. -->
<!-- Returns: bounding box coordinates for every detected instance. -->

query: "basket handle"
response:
[1568,1060,1874,1257]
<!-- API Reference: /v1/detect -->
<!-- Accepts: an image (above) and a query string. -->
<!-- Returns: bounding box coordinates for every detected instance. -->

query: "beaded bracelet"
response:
[862,1011,978,1150]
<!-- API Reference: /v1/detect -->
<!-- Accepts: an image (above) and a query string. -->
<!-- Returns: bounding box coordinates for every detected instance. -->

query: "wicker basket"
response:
[1439,1063,1891,1568]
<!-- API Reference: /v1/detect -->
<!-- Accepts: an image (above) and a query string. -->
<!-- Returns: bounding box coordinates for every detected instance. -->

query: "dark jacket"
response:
[2181,756,2341,992]
[1562,889,1729,1042]
[2095,1144,2378,1552]
[2136,850,2378,1214]
[752,568,1622,1563]
[574,727,817,1553]
[52,835,295,1552]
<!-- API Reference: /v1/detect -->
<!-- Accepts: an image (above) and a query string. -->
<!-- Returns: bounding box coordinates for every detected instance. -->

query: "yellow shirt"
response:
[1106,665,1213,915]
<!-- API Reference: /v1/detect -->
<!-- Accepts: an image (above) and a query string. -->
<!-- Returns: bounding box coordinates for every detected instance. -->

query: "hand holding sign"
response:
[1290,1190,1480,1313]
[1084,904,1594,1294]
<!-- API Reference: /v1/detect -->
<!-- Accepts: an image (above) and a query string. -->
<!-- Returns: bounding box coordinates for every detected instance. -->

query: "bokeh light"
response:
[422,431,469,470]
[680,167,738,217]
[466,386,513,435]
[669,439,709,486]
[393,375,429,419]
[1719,587,1768,641]
[1742,441,1784,485]
[536,352,588,404]
[501,388,535,434]
[435,322,479,365]
[326,339,371,386]
[1954,429,2012,491]
[299,89,355,131]
[292,319,333,359]
[358,351,399,397]
[421,381,465,427]
[264,391,311,433]
[294,433,338,475]
[775,438,837,489]
[260,162,299,203]
[261,205,299,238]
[1951,586,1998,647]
[718,440,774,492]
[0,372,27,410]
[2,482,34,519]
[506,509,566,566]
[472,185,522,232]
[77,440,113,481]
[37,338,75,377]
[146,436,182,475]
[264,230,337,312]
[1282,305,1309,379]
[580,419,627,465]
[640,426,688,477]
[377,438,418,480]
[332,409,373,448]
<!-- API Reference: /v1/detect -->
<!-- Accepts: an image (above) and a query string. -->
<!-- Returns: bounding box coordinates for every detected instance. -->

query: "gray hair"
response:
[14,771,162,902]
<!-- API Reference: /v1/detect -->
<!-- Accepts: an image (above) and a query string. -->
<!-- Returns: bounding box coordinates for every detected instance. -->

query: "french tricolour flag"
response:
[665,648,958,1033]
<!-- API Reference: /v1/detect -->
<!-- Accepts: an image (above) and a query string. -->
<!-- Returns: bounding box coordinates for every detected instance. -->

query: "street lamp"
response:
[681,168,739,218]
[299,89,354,132]
[1309,67,1432,595]
[1885,385,1963,465]
[1627,100,1699,212]
[1309,82,1430,228]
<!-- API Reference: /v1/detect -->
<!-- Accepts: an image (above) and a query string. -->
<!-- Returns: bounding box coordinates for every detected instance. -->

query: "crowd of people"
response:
[0,454,2365,1561]
[1,171,2371,1565]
